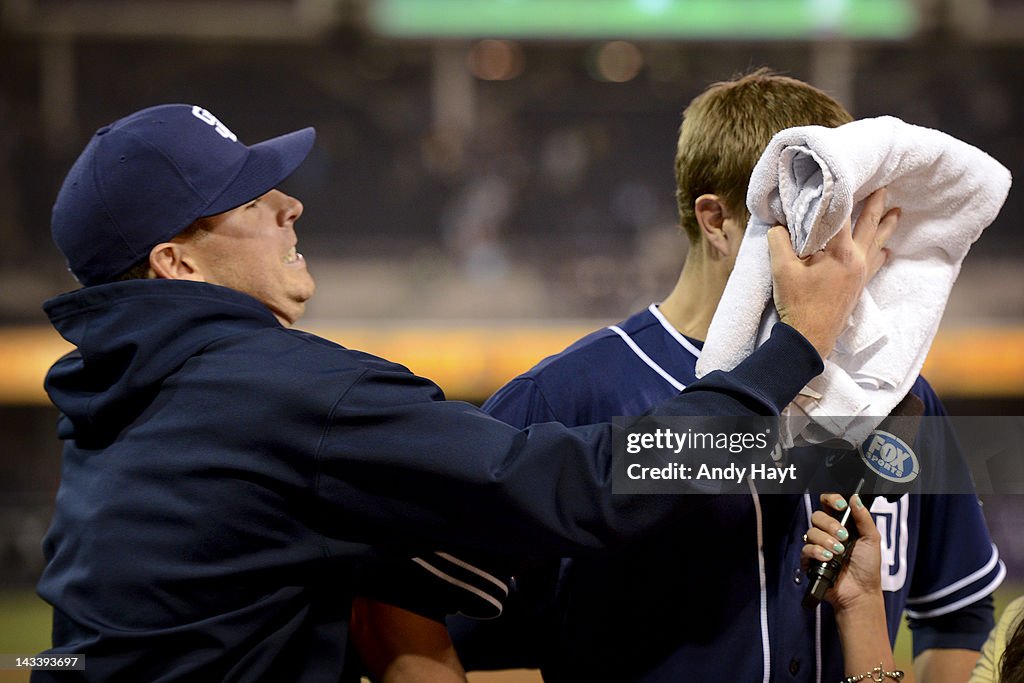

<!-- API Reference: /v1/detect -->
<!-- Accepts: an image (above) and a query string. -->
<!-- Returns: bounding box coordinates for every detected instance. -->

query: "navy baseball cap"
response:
[51,104,316,286]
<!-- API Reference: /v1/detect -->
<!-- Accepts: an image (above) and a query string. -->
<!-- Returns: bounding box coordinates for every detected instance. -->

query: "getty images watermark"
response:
[611,415,1024,495]
[623,425,795,485]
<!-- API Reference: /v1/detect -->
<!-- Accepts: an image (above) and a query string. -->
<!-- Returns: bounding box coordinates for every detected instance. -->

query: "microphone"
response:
[802,392,925,609]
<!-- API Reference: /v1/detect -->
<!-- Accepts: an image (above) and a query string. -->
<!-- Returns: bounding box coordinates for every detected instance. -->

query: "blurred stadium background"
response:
[1,0,1023,681]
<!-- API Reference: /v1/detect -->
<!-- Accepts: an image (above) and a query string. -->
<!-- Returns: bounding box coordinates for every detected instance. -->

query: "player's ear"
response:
[694,194,731,258]
[148,241,204,281]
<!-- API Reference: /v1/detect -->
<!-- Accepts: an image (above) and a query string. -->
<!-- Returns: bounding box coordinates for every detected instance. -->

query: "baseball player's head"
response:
[674,68,852,263]
[51,104,317,325]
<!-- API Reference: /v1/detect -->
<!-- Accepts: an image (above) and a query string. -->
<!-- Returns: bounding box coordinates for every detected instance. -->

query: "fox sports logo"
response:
[859,430,920,483]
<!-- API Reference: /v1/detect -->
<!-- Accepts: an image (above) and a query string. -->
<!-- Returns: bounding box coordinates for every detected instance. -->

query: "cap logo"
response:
[858,429,920,483]
[191,106,238,142]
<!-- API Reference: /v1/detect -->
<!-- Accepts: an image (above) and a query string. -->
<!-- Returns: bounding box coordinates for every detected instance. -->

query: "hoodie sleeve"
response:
[311,323,822,557]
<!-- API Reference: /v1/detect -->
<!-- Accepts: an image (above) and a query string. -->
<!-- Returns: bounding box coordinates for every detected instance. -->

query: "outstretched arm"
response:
[802,493,900,680]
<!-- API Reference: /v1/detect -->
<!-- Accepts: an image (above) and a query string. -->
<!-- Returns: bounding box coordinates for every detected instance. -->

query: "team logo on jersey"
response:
[859,430,920,483]
[871,495,909,591]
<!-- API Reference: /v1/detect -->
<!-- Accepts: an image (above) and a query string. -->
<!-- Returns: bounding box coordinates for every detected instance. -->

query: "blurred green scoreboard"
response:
[368,0,918,40]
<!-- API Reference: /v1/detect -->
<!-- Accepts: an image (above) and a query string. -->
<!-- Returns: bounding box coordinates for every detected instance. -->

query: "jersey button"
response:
[793,567,803,585]
[789,657,801,675]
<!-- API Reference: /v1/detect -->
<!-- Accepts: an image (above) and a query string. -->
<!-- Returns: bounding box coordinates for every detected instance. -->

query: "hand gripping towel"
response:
[695,116,1011,447]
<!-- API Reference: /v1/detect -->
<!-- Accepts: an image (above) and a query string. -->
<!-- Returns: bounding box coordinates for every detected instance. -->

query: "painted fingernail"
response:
[823,550,834,560]
[854,494,864,509]
[833,542,845,554]
[836,528,849,541]
[834,498,848,510]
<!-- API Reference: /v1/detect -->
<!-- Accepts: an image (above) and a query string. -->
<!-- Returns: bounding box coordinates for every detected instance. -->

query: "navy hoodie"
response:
[35,279,821,681]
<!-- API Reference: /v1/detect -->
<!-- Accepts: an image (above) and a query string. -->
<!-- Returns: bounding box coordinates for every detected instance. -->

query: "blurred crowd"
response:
[0,36,1022,324]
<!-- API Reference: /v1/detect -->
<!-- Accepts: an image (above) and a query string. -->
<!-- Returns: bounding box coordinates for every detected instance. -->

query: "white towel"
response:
[695,116,1012,447]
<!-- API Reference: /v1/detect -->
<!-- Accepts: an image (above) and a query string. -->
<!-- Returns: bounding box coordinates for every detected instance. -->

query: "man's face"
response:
[186,189,315,325]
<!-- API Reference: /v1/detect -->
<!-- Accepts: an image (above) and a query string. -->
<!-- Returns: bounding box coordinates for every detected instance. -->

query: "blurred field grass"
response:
[2,583,1021,683]
[0,590,52,683]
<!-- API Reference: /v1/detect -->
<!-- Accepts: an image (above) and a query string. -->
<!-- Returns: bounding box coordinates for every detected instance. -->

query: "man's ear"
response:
[148,242,203,281]
[694,194,732,258]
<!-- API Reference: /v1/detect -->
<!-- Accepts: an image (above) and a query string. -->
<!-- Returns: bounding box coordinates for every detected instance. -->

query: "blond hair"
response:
[674,68,853,244]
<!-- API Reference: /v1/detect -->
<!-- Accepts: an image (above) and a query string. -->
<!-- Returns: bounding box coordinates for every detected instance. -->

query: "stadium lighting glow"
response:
[368,0,917,40]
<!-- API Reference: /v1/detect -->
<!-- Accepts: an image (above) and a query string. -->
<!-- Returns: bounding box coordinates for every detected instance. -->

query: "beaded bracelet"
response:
[842,664,904,682]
